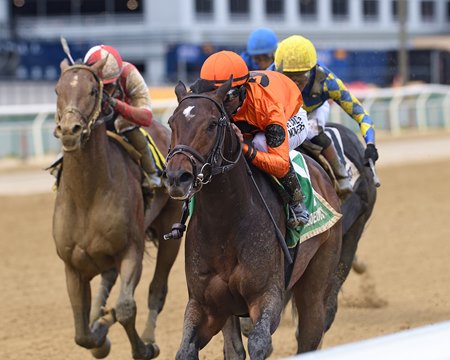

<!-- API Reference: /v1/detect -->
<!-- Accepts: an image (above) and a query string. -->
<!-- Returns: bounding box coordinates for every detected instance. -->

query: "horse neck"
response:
[61,124,114,197]
[196,157,252,214]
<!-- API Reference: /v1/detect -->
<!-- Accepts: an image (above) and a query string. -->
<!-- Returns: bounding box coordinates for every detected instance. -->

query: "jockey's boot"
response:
[322,143,353,199]
[279,162,309,228]
[124,128,162,191]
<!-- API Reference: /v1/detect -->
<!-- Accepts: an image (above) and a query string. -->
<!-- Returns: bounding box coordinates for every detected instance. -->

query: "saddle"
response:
[298,128,360,194]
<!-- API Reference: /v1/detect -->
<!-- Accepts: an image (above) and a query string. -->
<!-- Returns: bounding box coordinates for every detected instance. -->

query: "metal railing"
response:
[0,99,177,160]
[0,84,449,160]
[330,84,450,136]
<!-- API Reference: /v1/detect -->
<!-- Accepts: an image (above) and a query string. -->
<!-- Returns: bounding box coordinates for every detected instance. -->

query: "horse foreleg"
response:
[116,247,158,360]
[247,294,283,360]
[64,264,112,356]
[90,269,118,325]
[176,299,226,360]
[222,316,246,360]
[142,236,181,345]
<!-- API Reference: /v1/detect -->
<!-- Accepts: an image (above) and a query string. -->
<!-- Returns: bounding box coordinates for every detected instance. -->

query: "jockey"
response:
[240,27,278,71]
[200,50,310,228]
[84,45,161,190]
[274,35,379,198]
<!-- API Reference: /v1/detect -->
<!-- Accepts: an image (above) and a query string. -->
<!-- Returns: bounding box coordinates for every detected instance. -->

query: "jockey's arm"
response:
[112,68,153,128]
[327,76,375,145]
[242,106,290,178]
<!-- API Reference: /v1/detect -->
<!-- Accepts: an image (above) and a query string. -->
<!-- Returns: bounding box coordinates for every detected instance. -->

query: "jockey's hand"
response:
[102,92,117,111]
[231,123,244,143]
[364,143,379,165]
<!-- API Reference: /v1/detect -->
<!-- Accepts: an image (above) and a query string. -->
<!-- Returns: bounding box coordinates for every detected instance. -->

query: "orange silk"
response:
[235,70,303,178]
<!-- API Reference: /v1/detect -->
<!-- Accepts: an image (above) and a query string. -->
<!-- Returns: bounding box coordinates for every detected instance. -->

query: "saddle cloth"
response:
[140,128,165,173]
[286,151,342,248]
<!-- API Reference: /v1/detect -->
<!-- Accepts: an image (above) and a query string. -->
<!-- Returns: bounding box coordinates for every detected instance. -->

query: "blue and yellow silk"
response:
[302,63,375,144]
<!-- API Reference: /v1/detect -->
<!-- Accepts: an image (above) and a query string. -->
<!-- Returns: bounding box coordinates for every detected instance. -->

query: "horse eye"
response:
[90,88,97,96]
[207,120,218,132]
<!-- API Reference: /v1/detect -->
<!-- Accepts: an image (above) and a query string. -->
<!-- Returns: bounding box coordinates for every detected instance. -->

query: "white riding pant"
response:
[252,107,309,152]
[307,101,330,139]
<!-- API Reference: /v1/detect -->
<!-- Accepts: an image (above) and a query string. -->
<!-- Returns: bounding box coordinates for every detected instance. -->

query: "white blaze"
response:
[183,106,195,120]
[70,75,79,87]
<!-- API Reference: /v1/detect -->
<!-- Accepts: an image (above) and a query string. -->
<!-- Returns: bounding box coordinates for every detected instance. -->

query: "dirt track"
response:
[1,156,450,359]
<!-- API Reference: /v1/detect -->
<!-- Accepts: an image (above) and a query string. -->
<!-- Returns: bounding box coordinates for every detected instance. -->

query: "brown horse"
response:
[164,79,342,359]
[53,58,181,359]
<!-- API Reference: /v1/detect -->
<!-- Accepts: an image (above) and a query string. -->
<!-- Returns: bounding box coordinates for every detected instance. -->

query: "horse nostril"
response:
[72,124,83,135]
[180,172,194,184]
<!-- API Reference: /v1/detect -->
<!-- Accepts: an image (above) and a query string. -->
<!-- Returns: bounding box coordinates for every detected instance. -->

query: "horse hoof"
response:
[90,337,111,359]
[239,317,253,338]
[149,343,160,358]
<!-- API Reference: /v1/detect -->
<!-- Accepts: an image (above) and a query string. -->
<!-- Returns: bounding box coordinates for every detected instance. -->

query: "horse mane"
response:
[190,79,217,94]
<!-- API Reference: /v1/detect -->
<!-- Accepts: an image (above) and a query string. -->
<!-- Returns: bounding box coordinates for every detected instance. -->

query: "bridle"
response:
[165,94,242,197]
[55,64,105,143]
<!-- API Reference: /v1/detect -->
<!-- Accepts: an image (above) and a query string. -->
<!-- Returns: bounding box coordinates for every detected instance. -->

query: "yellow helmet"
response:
[274,35,317,72]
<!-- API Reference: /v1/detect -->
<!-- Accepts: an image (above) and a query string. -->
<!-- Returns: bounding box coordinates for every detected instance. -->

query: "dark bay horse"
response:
[319,123,378,328]
[53,58,181,359]
[164,79,342,359]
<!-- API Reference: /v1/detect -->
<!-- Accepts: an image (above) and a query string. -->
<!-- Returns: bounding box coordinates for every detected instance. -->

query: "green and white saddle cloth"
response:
[286,151,342,248]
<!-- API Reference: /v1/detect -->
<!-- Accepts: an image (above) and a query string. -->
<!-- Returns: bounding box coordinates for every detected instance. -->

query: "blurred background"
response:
[0,0,449,161]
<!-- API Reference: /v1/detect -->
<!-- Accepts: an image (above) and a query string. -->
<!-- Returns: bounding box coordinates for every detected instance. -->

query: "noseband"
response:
[56,64,104,142]
[165,94,242,194]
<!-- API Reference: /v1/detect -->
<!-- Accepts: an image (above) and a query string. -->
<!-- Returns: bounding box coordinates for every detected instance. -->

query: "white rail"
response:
[0,84,449,159]
[284,321,450,360]
[0,99,178,160]
[329,84,450,135]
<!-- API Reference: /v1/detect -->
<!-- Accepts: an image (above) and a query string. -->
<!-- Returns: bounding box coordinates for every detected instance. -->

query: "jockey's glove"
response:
[364,143,379,165]
[102,92,117,110]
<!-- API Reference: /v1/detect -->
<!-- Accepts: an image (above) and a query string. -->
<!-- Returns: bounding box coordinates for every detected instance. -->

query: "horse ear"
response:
[90,56,108,77]
[175,81,187,102]
[60,59,70,72]
[216,76,232,100]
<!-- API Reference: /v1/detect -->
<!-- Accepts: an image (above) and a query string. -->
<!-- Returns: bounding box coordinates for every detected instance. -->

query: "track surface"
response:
[1,134,450,359]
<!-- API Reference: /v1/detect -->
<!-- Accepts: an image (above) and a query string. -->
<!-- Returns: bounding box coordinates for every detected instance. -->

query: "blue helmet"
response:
[246,28,278,56]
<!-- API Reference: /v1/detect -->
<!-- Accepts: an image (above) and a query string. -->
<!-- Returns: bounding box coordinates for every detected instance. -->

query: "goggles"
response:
[285,71,311,85]
[224,86,243,103]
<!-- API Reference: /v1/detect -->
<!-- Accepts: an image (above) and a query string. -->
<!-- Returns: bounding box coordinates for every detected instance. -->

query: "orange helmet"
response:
[84,45,123,84]
[200,50,249,87]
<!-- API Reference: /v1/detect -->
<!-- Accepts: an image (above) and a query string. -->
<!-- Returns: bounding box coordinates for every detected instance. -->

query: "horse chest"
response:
[191,272,248,313]
[54,200,132,253]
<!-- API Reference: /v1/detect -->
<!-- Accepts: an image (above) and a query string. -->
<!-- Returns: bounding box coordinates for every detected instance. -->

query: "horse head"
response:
[54,58,106,151]
[164,78,241,200]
